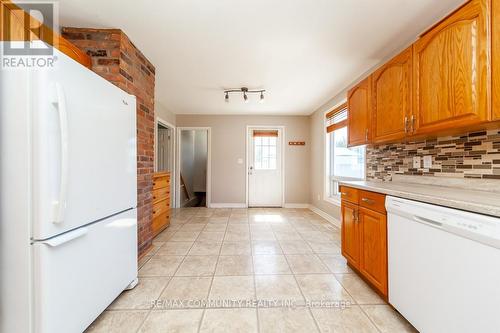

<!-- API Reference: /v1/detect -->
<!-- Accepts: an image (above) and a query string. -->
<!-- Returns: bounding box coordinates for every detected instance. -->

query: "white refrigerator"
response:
[0,43,138,333]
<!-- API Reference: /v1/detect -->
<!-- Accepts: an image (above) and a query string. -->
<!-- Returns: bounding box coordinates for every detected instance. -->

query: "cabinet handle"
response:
[352,210,357,222]
[404,116,409,134]
[410,115,415,133]
[361,198,375,205]
[341,192,348,196]
[365,128,369,142]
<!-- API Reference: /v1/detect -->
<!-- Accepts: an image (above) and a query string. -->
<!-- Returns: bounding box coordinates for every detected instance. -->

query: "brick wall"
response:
[62,27,155,256]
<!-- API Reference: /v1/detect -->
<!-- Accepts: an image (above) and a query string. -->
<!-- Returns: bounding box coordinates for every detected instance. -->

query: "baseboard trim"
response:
[209,203,247,208]
[283,203,310,209]
[309,205,341,228]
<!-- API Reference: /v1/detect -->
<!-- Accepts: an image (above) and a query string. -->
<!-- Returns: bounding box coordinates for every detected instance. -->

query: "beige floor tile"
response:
[279,240,314,254]
[227,224,249,233]
[252,240,282,254]
[311,306,379,333]
[209,276,255,300]
[299,231,332,242]
[203,223,227,232]
[200,308,258,333]
[286,255,330,274]
[138,255,152,269]
[255,275,304,302]
[109,277,170,310]
[197,231,225,242]
[361,305,417,333]
[250,230,276,241]
[188,241,222,255]
[169,231,201,242]
[158,277,212,308]
[318,254,353,274]
[335,274,385,304]
[225,230,251,241]
[85,310,148,333]
[296,274,353,302]
[215,255,253,275]
[258,308,319,333]
[220,241,252,255]
[273,231,302,241]
[179,223,206,232]
[138,309,203,333]
[253,255,291,274]
[139,255,184,277]
[175,255,218,276]
[307,241,341,254]
[154,230,176,242]
[156,241,193,256]
[209,216,230,223]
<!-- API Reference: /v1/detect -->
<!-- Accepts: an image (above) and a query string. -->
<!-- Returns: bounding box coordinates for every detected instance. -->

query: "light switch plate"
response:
[413,156,420,168]
[423,155,432,168]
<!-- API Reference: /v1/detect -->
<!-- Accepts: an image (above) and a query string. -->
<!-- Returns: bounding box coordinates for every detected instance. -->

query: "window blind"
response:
[253,130,278,137]
[326,103,348,133]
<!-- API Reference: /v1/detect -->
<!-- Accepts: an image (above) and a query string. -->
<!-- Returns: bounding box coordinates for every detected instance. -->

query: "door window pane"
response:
[254,133,278,170]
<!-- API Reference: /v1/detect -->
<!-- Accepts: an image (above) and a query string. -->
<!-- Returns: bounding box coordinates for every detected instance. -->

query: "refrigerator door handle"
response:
[52,83,69,224]
[40,227,88,247]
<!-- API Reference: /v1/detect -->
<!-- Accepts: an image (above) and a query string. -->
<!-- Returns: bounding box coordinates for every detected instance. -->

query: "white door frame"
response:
[155,117,176,208]
[176,127,212,208]
[245,125,285,208]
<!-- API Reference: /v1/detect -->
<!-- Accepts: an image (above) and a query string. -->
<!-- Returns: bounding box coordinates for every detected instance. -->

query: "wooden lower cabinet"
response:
[152,172,171,237]
[341,201,360,267]
[341,186,388,298]
[359,207,388,296]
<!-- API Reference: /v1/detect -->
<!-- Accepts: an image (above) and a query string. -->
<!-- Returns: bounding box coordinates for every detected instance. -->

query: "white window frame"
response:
[323,103,366,206]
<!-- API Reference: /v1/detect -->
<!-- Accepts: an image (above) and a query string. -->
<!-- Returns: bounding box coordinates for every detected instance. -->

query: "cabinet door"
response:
[359,207,387,296]
[493,0,500,120]
[341,201,360,268]
[413,0,490,134]
[347,76,371,146]
[372,47,412,143]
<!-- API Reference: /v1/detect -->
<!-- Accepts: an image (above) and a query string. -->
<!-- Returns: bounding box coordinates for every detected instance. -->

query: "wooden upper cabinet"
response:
[413,0,490,135]
[0,0,91,68]
[347,76,372,146]
[493,0,500,121]
[372,47,413,143]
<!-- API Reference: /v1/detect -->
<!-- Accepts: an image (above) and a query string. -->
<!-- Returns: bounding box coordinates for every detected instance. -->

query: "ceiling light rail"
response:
[224,87,265,103]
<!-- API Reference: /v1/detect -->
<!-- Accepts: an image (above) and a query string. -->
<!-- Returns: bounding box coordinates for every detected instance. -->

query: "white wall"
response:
[176,115,310,205]
[155,101,176,126]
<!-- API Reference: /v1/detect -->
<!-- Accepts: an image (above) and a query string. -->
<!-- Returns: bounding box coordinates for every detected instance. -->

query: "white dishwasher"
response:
[386,196,500,333]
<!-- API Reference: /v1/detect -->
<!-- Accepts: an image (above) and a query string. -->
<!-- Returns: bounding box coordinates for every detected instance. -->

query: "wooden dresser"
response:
[152,172,171,237]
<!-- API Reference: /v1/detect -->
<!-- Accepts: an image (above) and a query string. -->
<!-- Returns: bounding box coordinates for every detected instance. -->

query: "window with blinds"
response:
[325,103,365,199]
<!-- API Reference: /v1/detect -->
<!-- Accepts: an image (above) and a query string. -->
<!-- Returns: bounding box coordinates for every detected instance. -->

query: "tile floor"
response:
[86,207,417,333]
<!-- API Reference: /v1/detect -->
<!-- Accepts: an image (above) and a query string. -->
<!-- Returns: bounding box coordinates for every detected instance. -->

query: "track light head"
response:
[243,92,248,103]
[225,92,229,102]
[259,91,264,103]
[224,87,265,103]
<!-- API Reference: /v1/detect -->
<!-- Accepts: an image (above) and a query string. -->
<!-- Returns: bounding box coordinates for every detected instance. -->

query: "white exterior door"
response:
[248,128,283,207]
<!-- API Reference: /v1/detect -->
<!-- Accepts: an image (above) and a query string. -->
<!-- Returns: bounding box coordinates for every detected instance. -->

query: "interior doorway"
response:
[155,119,175,207]
[246,126,285,207]
[177,128,211,208]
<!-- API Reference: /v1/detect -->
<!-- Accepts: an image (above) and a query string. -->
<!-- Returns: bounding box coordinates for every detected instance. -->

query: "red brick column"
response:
[62,28,155,256]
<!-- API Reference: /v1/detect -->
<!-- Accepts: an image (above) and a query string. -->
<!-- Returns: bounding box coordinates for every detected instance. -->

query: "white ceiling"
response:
[55,0,465,115]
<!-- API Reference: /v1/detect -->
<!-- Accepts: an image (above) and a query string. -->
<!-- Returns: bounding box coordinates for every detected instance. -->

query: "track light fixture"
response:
[224,87,266,103]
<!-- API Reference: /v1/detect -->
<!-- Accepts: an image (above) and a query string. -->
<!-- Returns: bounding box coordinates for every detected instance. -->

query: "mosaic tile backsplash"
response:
[366,129,500,181]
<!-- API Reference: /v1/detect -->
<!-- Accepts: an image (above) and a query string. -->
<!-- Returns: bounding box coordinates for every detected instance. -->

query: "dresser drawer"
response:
[340,186,359,204]
[152,199,169,218]
[152,176,170,190]
[152,187,170,204]
[359,190,386,213]
[152,211,170,234]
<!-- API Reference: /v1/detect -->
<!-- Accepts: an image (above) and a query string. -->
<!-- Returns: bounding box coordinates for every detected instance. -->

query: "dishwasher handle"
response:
[413,215,443,228]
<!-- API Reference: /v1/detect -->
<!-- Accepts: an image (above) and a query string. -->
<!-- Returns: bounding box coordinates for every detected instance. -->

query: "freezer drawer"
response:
[33,209,137,333]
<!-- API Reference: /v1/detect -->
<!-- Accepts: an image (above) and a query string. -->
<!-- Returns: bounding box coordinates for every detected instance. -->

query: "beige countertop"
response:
[339,177,500,218]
